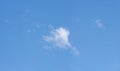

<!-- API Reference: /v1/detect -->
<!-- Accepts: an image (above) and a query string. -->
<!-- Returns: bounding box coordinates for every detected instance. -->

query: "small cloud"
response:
[26,30,32,33]
[95,19,106,30]
[4,19,9,23]
[25,9,30,13]
[71,47,79,56]
[36,24,41,29]
[43,27,79,55]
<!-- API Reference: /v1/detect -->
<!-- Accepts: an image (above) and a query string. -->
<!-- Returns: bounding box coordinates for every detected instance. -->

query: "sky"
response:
[0,0,120,71]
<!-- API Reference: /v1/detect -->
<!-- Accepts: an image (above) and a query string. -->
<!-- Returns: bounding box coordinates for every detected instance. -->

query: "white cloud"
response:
[95,19,106,30]
[43,27,79,55]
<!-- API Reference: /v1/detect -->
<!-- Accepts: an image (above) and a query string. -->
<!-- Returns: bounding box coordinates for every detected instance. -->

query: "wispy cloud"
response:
[95,19,106,30]
[43,27,79,55]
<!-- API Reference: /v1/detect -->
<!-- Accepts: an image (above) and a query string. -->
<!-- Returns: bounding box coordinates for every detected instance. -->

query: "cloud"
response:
[95,19,106,30]
[43,27,79,55]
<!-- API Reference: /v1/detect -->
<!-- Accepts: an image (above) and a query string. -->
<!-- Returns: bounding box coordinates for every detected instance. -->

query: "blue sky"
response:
[0,0,120,71]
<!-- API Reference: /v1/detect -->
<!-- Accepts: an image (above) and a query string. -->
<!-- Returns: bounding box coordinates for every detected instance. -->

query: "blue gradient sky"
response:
[0,0,120,71]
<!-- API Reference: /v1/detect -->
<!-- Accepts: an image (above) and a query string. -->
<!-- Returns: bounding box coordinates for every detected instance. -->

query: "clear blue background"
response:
[0,0,120,71]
